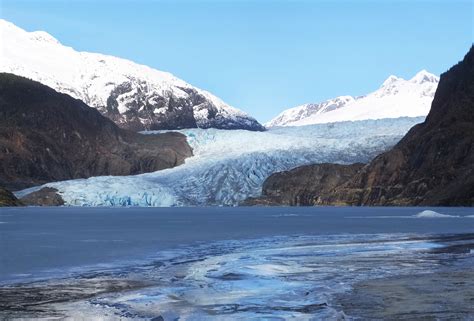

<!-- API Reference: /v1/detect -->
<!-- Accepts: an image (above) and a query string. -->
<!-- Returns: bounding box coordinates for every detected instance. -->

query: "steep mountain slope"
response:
[243,163,364,206]
[0,187,21,206]
[0,73,192,191]
[254,46,474,206]
[17,117,423,206]
[0,19,264,131]
[266,71,438,127]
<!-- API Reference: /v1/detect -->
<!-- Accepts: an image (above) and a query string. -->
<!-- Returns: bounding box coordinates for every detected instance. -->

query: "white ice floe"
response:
[414,210,459,218]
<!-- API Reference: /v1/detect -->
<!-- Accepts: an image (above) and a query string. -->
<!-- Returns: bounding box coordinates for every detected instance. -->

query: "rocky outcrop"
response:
[322,46,474,206]
[244,163,364,206]
[249,46,474,206]
[101,83,265,132]
[0,187,22,206]
[0,73,193,191]
[20,187,64,206]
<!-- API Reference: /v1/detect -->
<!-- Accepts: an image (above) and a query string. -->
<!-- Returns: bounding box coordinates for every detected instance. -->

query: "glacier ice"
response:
[17,117,425,206]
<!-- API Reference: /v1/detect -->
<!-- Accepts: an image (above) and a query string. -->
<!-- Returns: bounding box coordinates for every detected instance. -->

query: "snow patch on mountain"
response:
[265,96,355,128]
[16,117,424,206]
[0,19,263,131]
[266,71,438,127]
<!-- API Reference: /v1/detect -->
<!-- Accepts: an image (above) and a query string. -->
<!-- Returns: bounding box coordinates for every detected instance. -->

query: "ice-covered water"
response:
[54,234,468,320]
[17,117,423,206]
[1,207,473,320]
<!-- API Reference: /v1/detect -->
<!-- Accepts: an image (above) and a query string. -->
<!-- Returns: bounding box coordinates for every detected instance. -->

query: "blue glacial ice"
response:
[17,117,424,206]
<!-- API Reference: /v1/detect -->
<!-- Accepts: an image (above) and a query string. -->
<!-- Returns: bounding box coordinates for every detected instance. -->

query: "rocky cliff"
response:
[250,46,474,206]
[0,73,193,191]
[243,163,364,206]
[0,187,22,206]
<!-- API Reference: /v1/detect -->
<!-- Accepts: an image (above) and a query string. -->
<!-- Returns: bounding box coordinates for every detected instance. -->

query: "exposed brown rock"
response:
[248,46,474,206]
[0,186,22,206]
[0,73,193,191]
[321,46,474,206]
[20,187,64,206]
[244,163,364,206]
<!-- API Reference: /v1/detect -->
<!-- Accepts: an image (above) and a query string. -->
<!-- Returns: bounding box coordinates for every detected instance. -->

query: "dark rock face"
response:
[0,73,193,191]
[0,187,22,206]
[20,187,64,206]
[95,79,264,132]
[249,46,474,206]
[321,46,474,206]
[103,81,198,131]
[244,163,364,206]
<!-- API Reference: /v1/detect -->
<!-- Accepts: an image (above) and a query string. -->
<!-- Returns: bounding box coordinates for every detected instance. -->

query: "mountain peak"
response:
[29,30,60,45]
[266,69,439,127]
[0,18,15,29]
[381,75,401,87]
[0,19,59,45]
[410,70,439,84]
[0,19,264,131]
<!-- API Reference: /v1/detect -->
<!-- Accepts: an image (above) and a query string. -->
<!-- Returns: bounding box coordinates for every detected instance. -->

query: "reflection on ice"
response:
[2,233,473,320]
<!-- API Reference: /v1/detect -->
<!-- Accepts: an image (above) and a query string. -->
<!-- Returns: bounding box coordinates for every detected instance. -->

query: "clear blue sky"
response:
[1,0,473,122]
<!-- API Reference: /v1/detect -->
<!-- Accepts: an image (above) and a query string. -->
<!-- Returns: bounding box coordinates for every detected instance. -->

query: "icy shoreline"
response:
[1,232,473,320]
[335,270,474,319]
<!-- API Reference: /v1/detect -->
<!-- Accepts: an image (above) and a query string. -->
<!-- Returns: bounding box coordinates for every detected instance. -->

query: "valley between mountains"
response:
[0,19,472,207]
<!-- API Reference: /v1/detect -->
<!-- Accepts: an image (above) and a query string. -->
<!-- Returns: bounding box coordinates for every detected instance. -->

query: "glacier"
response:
[16,117,424,206]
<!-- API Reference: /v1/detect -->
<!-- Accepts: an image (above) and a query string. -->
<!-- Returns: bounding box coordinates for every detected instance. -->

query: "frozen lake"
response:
[1,207,473,319]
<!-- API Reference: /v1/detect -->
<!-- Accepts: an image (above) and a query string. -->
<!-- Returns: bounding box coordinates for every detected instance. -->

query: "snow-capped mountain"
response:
[0,19,264,131]
[17,117,423,206]
[266,71,439,127]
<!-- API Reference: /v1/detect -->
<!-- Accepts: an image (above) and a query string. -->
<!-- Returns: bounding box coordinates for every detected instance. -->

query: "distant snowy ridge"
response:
[0,19,263,131]
[17,117,424,206]
[266,71,438,127]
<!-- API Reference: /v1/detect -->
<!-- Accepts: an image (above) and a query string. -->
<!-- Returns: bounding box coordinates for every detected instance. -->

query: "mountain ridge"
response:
[266,70,439,127]
[251,46,474,206]
[0,19,264,131]
[0,73,193,191]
